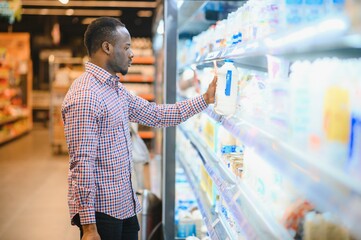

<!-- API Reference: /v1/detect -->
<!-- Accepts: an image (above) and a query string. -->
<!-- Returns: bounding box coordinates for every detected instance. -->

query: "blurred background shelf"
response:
[119,75,154,83]
[138,93,155,101]
[0,116,28,126]
[132,56,155,65]
[0,128,29,145]
[138,131,155,139]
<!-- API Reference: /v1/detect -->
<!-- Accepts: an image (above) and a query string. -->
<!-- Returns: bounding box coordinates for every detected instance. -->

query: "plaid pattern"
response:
[62,62,207,225]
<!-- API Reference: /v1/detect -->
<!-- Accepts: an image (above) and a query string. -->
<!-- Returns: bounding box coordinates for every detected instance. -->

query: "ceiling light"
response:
[22,8,122,17]
[65,9,74,16]
[23,1,156,8]
[59,0,69,4]
[137,10,153,18]
[39,8,48,15]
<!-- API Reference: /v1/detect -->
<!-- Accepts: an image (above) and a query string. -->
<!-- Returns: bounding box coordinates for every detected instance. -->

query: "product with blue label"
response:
[214,59,239,116]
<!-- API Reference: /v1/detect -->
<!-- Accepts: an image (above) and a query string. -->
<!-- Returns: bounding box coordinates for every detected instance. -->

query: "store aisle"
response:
[0,127,78,240]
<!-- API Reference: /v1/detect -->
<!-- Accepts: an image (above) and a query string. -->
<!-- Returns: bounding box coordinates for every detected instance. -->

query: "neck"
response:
[89,57,116,76]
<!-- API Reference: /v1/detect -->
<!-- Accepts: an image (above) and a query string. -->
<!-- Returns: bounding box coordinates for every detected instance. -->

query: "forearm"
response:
[130,95,208,128]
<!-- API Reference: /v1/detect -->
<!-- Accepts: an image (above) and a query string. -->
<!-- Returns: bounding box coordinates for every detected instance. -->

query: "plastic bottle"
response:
[214,59,239,116]
[282,0,303,27]
[304,0,326,23]
[347,59,361,180]
[326,0,345,15]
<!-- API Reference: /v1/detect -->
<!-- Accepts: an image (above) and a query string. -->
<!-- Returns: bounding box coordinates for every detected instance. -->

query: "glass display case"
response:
[156,0,361,239]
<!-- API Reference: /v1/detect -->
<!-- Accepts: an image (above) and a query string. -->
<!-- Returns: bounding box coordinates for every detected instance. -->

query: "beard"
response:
[119,67,128,75]
[107,58,128,75]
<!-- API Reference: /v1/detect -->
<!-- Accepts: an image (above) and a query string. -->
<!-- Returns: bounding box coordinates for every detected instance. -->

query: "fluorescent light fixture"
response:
[23,1,156,8]
[65,9,74,16]
[39,8,48,15]
[22,8,122,17]
[48,54,55,63]
[59,0,69,4]
[157,19,164,34]
[137,10,153,18]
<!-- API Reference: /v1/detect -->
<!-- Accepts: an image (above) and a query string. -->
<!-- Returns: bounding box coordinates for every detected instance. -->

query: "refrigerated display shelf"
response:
[179,126,293,240]
[203,107,361,238]
[177,153,232,240]
[181,16,361,71]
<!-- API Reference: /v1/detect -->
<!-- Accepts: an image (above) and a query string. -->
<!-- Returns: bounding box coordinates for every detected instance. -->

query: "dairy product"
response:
[214,60,239,116]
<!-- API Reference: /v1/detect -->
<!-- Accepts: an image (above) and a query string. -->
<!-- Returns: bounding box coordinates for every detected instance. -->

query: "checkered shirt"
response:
[61,62,207,225]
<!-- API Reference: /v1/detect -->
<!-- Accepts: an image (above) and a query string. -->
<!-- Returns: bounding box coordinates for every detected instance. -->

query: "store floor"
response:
[0,126,156,240]
[0,127,79,240]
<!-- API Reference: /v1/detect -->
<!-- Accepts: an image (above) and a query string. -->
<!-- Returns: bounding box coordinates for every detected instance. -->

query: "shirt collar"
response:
[85,61,120,89]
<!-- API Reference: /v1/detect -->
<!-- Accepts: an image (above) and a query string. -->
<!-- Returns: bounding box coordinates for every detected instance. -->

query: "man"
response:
[62,17,217,240]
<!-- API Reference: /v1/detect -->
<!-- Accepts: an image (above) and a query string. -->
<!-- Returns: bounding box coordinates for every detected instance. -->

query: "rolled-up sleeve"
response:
[62,89,101,225]
[125,89,208,128]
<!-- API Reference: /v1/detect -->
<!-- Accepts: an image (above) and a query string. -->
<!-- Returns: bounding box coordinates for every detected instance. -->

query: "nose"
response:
[129,49,134,59]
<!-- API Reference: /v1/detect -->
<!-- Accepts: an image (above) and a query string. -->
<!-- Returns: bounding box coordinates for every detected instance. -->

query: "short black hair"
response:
[84,17,126,56]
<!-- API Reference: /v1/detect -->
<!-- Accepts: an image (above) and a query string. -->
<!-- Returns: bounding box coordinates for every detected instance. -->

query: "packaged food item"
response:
[214,59,239,116]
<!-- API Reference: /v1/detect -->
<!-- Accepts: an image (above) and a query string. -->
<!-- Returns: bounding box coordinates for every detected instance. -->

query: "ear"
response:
[101,41,112,55]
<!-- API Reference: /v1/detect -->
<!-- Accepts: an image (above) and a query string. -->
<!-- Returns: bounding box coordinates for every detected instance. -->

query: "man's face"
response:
[108,26,133,75]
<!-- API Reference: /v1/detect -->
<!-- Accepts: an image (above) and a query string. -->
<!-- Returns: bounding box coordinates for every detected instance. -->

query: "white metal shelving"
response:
[179,126,293,240]
[204,107,361,238]
[180,16,361,72]
[176,152,233,240]
[176,4,361,239]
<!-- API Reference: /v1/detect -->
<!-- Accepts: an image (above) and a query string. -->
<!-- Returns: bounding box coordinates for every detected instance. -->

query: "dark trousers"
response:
[73,212,140,240]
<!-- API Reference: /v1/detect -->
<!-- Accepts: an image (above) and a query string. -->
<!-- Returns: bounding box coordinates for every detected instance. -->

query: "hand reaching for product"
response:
[203,75,217,104]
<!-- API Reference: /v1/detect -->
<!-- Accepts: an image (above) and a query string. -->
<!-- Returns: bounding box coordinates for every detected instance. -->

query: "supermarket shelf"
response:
[138,131,154,139]
[178,1,244,37]
[0,116,28,126]
[177,153,232,240]
[179,126,292,240]
[119,75,154,83]
[181,16,361,71]
[0,128,29,145]
[139,93,155,101]
[132,56,155,65]
[204,107,361,238]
